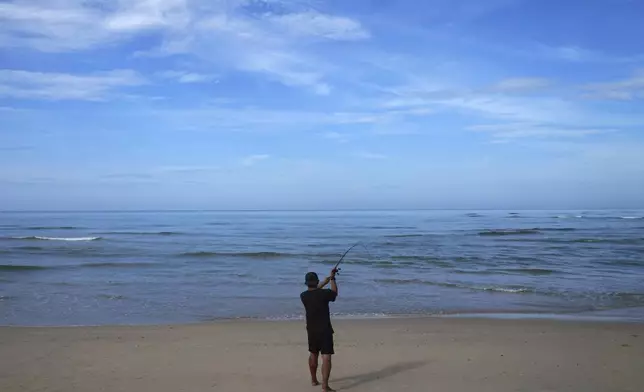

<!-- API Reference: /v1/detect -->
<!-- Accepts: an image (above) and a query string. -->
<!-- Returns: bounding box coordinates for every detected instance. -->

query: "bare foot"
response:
[312,380,320,386]
[322,386,336,392]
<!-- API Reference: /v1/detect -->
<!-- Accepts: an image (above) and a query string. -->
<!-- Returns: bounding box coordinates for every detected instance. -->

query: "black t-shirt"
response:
[300,288,337,334]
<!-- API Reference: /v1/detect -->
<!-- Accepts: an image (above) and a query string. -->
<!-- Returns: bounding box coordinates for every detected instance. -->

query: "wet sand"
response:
[1,317,643,392]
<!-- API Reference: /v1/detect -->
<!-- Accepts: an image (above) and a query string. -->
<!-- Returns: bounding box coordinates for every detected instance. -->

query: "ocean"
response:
[1,210,643,326]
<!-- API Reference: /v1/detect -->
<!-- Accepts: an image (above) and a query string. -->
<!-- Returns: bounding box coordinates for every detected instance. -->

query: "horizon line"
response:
[2,207,643,213]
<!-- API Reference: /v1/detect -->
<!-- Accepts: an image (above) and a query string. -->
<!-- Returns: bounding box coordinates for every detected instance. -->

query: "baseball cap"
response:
[304,272,319,285]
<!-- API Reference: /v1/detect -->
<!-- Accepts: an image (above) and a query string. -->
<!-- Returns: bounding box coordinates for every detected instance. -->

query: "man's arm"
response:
[329,274,338,296]
[317,276,329,289]
[317,268,338,292]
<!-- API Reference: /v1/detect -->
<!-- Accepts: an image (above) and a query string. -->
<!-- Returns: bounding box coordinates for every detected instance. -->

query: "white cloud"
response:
[581,69,644,100]
[0,105,28,112]
[435,95,578,124]
[322,132,350,143]
[143,104,436,133]
[266,11,370,40]
[187,11,348,94]
[468,123,615,141]
[0,2,104,51]
[156,165,221,174]
[542,46,594,62]
[104,0,190,32]
[0,69,145,100]
[375,76,644,142]
[241,154,271,166]
[0,1,369,94]
[355,151,387,160]
[0,0,189,51]
[157,71,218,83]
[531,44,644,64]
[491,78,551,92]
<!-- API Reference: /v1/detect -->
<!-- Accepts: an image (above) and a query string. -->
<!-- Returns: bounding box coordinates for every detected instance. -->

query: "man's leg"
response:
[309,352,320,386]
[320,331,335,391]
[321,354,334,392]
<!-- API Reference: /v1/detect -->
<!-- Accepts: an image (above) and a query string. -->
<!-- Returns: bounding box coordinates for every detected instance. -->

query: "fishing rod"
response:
[333,241,371,274]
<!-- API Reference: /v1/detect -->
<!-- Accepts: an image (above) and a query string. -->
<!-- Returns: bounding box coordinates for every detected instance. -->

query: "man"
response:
[300,268,338,392]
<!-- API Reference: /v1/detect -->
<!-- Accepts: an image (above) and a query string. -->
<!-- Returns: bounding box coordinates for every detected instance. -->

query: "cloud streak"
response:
[468,123,615,142]
[241,154,271,167]
[581,69,644,100]
[0,69,145,101]
[355,151,388,160]
[157,71,218,84]
[491,78,551,92]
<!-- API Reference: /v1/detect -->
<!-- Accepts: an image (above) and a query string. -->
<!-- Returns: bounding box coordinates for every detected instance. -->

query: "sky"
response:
[1,0,643,210]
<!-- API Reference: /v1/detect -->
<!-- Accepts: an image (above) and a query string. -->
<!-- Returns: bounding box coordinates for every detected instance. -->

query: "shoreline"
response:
[3,307,644,328]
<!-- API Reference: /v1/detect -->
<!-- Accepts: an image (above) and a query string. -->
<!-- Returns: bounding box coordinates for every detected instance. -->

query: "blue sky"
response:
[1,0,643,210]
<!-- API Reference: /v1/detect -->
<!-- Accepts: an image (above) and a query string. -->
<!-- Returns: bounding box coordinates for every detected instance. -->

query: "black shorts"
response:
[307,330,334,355]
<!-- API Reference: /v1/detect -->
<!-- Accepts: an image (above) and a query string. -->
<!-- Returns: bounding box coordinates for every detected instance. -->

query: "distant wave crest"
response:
[81,262,157,268]
[557,215,643,220]
[571,238,643,245]
[494,268,558,275]
[99,231,182,236]
[10,236,101,242]
[375,278,531,293]
[0,264,48,271]
[180,251,288,258]
[478,229,541,236]
[27,226,79,230]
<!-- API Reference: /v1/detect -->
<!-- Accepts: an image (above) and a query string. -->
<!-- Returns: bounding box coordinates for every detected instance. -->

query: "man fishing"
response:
[300,268,339,392]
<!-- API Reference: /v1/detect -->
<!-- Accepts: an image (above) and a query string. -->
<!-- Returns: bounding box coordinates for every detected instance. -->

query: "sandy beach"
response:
[1,317,643,392]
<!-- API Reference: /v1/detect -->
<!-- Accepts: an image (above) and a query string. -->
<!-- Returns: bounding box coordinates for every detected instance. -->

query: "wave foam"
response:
[482,287,531,293]
[14,236,101,242]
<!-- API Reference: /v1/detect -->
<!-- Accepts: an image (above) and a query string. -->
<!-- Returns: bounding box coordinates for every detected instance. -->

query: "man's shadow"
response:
[333,360,427,390]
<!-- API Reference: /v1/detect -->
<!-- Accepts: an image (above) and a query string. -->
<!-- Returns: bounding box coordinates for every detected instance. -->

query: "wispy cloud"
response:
[181,9,364,94]
[99,173,156,181]
[533,44,644,64]
[322,132,350,143]
[0,145,34,152]
[0,105,28,112]
[375,77,642,142]
[0,69,145,101]
[468,123,615,142]
[0,0,189,52]
[156,166,221,174]
[157,71,219,84]
[266,11,370,41]
[538,45,597,62]
[491,78,551,92]
[355,151,387,160]
[435,95,579,124]
[97,166,222,182]
[241,154,271,167]
[1,1,370,94]
[144,104,436,132]
[581,69,644,100]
